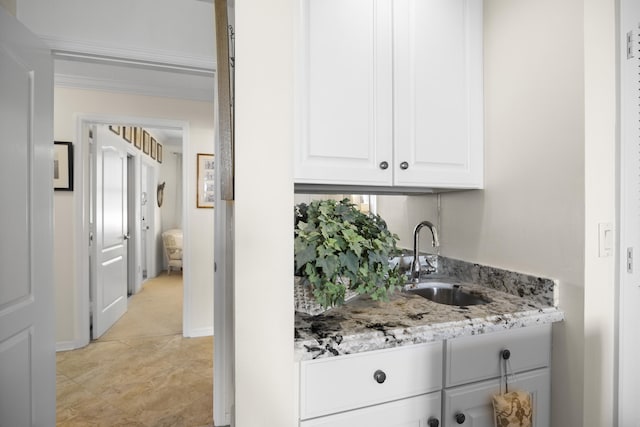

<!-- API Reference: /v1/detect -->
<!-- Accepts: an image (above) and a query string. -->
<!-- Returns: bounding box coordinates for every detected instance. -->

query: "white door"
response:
[91,125,129,339]
[0,6,56,426]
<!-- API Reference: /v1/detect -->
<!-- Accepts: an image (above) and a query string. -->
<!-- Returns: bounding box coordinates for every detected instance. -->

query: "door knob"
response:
[400,161,409,170]
[427,417,440,427]
[373,369,386,384]
[379,161,389,170]
[455,413,466,424]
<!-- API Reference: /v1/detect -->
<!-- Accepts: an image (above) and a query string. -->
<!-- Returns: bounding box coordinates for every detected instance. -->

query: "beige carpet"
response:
[56,273,214,427]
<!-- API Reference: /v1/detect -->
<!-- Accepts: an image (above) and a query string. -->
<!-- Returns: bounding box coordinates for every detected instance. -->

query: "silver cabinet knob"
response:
[400,161,409,170]
[379,161,389,170]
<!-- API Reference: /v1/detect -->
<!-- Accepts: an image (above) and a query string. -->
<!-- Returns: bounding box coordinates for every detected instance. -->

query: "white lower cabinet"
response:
[298,325,552,427]
[442,368,550,427]
[300,392,441,427]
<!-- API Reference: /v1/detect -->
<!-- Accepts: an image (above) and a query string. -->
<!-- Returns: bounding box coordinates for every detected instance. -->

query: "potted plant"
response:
[294,198,404,314]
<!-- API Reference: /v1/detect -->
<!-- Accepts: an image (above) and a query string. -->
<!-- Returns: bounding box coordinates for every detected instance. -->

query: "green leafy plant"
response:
[294,198,404,309]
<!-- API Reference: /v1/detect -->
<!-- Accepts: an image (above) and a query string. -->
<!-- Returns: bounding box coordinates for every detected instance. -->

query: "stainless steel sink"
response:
[404,282,490,306]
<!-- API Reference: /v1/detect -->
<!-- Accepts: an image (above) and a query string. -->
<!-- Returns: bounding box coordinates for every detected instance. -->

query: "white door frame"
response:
[74,114,190,347]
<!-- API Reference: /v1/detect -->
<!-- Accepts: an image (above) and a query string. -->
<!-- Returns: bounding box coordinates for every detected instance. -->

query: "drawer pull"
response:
[502,349,511,360]
[373,369,387,384]
[428,417,440,427]
[455,413,466,424]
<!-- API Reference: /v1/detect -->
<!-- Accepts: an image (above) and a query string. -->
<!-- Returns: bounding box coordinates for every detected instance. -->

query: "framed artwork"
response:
[150,137,157,160]
[123,126,133,143]
[54,141,73,191]
[109,125,121,136]
[157,143,163,163]
[143,131,150,154]
[133,127,142,148]
[197,153,214,208]
[134,129,142,149]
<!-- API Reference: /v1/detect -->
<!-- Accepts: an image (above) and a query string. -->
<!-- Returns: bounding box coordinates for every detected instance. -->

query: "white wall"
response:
[53,87,215,344]
[235,0,296,425]
[583,0,617,423]
[442,1,587,424]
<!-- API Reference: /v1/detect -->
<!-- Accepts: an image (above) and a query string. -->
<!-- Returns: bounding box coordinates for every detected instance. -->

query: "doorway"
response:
[75,115,190,347]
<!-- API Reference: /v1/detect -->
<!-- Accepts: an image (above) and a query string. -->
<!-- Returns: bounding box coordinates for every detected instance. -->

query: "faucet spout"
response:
[411,221,439,283]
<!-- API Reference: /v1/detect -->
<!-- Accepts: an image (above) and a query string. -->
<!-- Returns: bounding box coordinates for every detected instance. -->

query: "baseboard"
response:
[185,326,214,338]
[56,339,87,352]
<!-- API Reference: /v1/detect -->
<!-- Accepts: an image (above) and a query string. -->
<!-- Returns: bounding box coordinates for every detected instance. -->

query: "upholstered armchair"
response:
[161,229,183,274]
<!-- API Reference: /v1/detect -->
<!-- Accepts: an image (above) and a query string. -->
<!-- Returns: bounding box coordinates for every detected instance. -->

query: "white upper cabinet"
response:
[295,0,483,190]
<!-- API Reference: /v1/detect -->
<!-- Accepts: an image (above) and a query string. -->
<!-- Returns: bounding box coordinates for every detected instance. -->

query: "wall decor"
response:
[157,143,163,163]
[109,125,121,136]
[157,182,166,207]
[151,137,157,160]
[143,130,150,154]
[123,126,133,143]
[54,141,73,191]
[197,153,215,208]
[133,127,142,148]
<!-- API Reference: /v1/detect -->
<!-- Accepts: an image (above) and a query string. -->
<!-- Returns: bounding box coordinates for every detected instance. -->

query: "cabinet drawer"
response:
[300,392,441,427]
[300,342,443,420]
[445,325,551,387]
[443,368,550,427]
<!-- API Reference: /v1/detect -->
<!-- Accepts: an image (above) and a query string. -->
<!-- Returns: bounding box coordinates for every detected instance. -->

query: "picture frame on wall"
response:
[123,126,133,143]
[134,128,142,150]
[157,143,163,163]
[54,141,73,191]
[109,125,121,136]
[150,137,157,160]
[143,130,150,154]
[133,127,141,147]
[197,153,214,208]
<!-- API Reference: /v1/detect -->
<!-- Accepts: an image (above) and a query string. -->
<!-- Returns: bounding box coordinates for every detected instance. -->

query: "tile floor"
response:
[56,273,214,426]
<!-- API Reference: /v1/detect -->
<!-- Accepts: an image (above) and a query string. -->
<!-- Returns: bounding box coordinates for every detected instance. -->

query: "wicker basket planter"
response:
[294,276,358,316]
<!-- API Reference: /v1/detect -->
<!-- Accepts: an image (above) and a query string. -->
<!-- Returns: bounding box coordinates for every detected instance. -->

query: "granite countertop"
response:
[294,260,565,361]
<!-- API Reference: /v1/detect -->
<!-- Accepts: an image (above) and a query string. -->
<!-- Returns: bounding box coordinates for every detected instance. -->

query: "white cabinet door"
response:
[295,0,394,186]
[393,0,483,189]
[443,368,550,427]
[300,392,441,427]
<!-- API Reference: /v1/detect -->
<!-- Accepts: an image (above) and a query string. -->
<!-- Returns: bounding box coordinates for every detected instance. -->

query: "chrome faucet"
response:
[411,221,439,283]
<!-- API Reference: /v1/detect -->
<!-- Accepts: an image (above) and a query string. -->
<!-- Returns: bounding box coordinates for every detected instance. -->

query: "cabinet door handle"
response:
[427,417,440,427]
[373,369,386,384]
[400,161,409,170]
[379,161,389,170]
[455,413,466,424]
[502,349,511,360]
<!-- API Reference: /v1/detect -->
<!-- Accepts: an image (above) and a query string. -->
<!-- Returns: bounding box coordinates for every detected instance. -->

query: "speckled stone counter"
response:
[294,262,564,361]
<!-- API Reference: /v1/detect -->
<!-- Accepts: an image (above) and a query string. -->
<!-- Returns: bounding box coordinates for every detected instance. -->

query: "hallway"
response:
[56,273,213,426]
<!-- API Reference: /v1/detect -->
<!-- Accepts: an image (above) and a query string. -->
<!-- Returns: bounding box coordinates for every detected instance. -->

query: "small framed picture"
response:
[54,141,73,191]
[157,144,163,164]
[150,137,157,159]
[197,153,214,208]
[143,131,150,154]
[133,127,141,147]
[134,128,142,150]
[109,125,121,136]
[123,126,133,143]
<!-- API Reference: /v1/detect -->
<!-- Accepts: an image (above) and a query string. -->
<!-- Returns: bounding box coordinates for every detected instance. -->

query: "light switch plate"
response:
[599,222,613,257]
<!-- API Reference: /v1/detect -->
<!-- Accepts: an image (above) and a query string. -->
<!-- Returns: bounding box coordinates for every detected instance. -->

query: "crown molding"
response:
[41,34,216,74]
[55,72,214,103]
